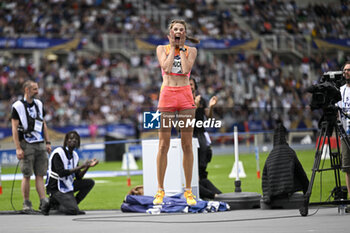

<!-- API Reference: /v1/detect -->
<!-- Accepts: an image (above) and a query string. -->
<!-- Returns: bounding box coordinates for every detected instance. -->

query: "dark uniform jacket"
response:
[262,123,309,202]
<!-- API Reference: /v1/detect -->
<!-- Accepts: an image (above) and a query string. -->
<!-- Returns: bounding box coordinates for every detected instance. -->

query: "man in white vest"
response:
[338,61,350,213]
[42,131,98,215]
[11,80,52,212]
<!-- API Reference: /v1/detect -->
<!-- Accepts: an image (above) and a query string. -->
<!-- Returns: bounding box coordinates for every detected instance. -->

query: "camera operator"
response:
[11,80,51,212]
[338,62,350,211]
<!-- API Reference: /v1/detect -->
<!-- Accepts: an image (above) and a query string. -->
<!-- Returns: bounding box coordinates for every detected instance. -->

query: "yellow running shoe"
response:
[153,190,165,205]
[184,190,197,206]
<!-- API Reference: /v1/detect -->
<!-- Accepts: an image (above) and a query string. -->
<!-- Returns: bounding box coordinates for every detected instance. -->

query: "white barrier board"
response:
[142,138,199,198]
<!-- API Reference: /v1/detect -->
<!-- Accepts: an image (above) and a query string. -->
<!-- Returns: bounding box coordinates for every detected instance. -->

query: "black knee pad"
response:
[86,179,95,188]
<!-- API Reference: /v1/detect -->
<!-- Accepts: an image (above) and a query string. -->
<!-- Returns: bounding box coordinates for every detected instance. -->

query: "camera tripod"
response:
[300,107,350,216]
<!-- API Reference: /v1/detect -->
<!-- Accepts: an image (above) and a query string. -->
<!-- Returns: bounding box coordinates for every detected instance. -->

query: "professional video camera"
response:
[307,71,344,110]
[300,70,350,217]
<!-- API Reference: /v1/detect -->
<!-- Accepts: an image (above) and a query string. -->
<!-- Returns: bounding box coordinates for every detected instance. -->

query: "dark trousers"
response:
[199,178,222,199]
[195,133,221,199]
[196,133,213,180]
[51,179,95,215]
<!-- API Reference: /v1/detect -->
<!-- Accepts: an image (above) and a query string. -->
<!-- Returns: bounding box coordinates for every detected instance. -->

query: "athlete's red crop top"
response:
[161,44,191,78]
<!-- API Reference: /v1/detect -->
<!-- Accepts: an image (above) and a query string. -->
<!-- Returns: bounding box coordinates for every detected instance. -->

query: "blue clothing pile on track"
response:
[121,194,229,213]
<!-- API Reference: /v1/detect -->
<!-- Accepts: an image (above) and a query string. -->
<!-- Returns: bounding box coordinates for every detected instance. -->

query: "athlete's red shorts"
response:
[158,85,196,112]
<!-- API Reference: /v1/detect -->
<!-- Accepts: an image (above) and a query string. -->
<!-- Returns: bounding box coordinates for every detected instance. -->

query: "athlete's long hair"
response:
[168,19,200,44]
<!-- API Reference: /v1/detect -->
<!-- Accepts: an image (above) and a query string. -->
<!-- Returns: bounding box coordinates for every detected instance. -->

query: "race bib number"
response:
[171,56,182,74]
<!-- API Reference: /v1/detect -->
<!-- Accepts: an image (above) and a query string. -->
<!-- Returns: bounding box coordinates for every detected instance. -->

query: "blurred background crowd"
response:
[0,0,349,138]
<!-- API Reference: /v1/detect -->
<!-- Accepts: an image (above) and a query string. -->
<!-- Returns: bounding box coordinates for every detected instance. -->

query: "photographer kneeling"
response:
[42,131,99,215]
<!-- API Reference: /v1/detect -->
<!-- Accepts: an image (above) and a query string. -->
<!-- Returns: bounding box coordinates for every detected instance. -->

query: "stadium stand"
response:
[0,0,349,141]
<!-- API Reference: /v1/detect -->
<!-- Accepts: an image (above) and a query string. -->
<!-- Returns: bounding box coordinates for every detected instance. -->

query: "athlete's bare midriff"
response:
[162,74,190,87]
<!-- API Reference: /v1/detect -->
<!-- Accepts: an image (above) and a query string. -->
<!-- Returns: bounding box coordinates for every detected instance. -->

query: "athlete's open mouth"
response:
[175,36,180,42]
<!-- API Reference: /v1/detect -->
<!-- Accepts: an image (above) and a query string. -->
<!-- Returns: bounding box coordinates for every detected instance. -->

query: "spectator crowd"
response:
[1,0,350,136]
[240,0,350,38]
